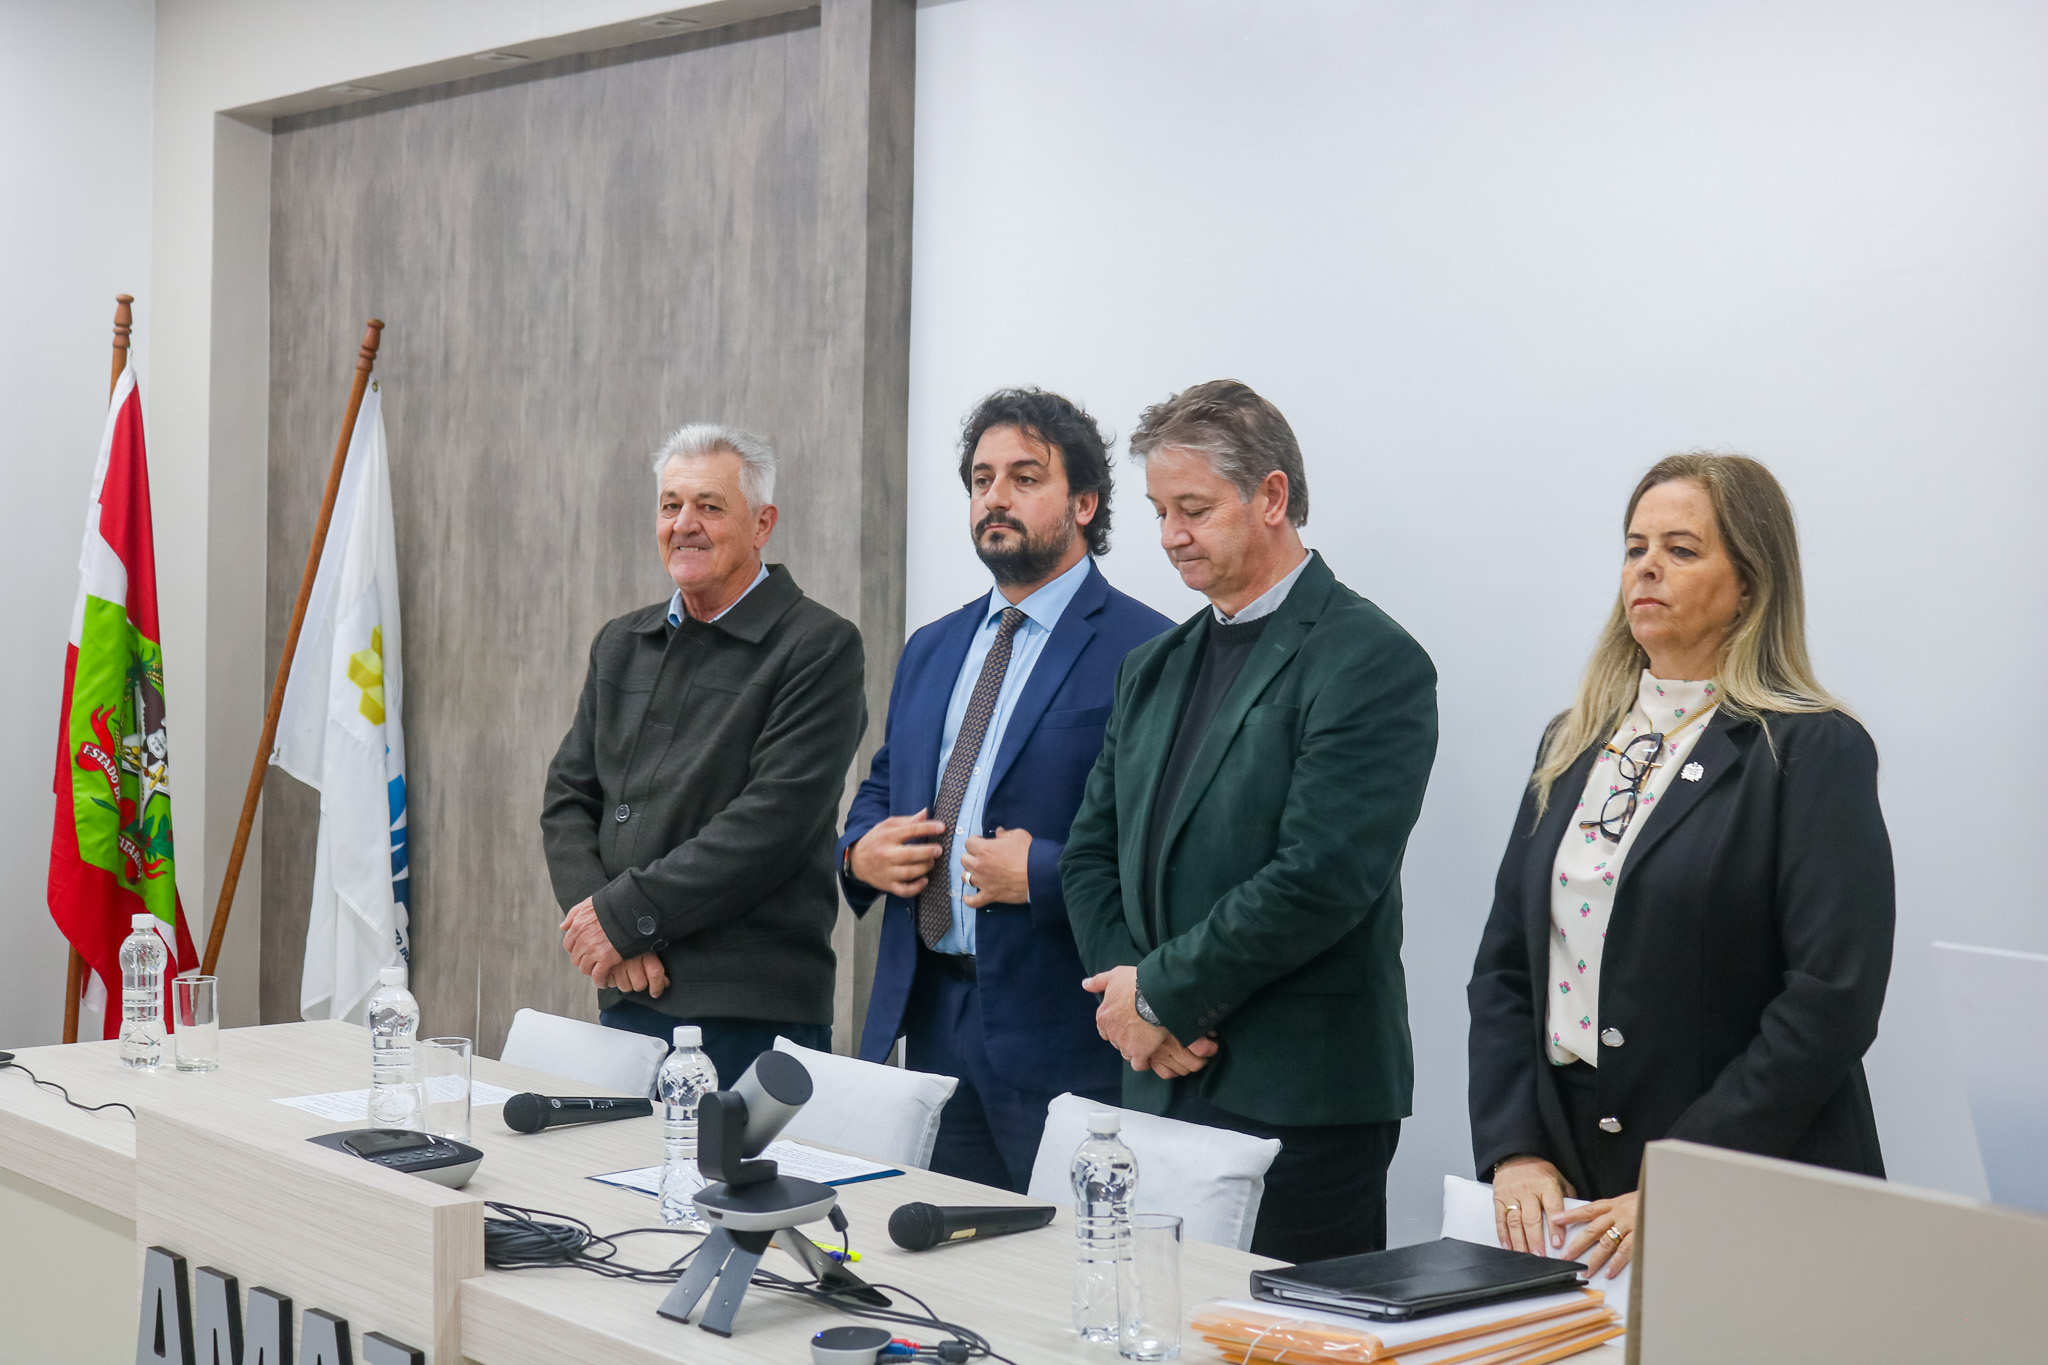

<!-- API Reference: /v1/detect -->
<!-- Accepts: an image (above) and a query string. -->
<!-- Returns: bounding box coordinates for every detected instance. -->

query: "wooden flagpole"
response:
[199,319,384,978]
[63,294,134,1044]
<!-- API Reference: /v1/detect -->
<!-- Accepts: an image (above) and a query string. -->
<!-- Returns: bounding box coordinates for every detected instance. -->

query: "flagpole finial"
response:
[357,318,385,374]
[110,295,135,399]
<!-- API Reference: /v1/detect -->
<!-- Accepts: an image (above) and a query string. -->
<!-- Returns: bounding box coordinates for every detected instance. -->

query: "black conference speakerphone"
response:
[308,1128,484,1188]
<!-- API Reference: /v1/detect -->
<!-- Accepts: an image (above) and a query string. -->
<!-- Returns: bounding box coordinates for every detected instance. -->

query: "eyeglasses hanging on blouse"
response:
[1577,701,1719,843]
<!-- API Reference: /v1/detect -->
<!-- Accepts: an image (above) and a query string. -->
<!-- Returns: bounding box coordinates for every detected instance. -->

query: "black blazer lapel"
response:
[1618,716,1745,883]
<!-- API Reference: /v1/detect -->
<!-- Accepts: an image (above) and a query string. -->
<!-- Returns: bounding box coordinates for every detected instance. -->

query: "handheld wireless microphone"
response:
[886,1201,1058,1251]
[502,1093,653,1134]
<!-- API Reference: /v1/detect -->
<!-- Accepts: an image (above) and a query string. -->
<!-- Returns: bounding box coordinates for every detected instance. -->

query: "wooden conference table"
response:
[7,1021,1609,1365]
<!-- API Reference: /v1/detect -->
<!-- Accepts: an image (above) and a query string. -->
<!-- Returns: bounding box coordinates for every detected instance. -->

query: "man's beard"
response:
[975,508,1076,587]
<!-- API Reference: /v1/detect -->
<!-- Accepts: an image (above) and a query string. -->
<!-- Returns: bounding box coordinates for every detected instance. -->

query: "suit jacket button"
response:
[636,916,657,935]
[1600,1027,1624,1048]
[1598,1116,1623,1134]
[614,804,631,823]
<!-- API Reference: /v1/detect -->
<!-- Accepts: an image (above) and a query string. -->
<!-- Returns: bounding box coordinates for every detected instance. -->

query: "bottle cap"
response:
[1086,1111,1121,1135]
[131,913,156,932]
[378,965,407,987]
[673,1025,702,1048]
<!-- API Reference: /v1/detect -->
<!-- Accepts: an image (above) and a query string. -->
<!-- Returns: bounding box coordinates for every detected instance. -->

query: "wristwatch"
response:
[1134,984,1161,1027]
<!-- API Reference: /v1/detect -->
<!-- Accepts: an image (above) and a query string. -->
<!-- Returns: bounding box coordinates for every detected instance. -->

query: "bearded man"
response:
[839,388,1171,1190]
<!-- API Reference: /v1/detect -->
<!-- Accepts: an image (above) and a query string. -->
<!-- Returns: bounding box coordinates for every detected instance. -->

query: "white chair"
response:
[771,1036,959,1169]
[1026,1093,1281,1251]
[498,1008,669,1098]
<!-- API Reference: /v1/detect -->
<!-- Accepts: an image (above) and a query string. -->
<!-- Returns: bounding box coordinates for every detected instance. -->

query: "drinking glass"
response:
[1118,1212,1183,1360]
[171,975,220,1072]
[420,1037,473,1142]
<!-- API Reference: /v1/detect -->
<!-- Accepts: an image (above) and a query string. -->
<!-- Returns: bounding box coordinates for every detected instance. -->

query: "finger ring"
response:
[1501,1203,1520,1215]
[1604,1226,1624,1246]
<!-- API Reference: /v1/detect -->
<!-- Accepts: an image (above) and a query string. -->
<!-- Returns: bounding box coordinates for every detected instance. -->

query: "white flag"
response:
[273,383,411,1024]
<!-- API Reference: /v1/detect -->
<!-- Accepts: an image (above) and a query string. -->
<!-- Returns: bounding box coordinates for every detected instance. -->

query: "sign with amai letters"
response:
[139,1244,424,1365]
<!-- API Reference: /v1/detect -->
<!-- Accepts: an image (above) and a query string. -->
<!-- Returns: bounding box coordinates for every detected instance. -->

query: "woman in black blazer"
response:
[1467,453,1892,1280]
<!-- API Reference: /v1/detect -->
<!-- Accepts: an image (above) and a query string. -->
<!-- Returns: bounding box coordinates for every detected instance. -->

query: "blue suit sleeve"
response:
[1026,835,1067,930]
[841,637,918,915]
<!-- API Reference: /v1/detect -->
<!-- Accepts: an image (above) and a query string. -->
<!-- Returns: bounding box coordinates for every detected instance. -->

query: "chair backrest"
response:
[771,1036,959,1169]
[1933,940,2048,1213]
[498,1008,668,1098]
[1026,1093,1281,1251]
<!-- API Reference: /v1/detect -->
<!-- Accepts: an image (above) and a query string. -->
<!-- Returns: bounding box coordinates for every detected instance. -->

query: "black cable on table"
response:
[482,1198,1018,1364]
[0,1056,136,1120]
[483,1201,702,1282]
[751,1267,1021,1365]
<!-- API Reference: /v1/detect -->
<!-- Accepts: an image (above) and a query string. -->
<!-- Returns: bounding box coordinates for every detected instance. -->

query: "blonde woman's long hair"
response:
[1532,453,1844,813]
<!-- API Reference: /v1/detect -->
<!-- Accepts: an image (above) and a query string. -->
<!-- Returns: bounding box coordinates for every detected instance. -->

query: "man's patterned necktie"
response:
[917,607,1027,948]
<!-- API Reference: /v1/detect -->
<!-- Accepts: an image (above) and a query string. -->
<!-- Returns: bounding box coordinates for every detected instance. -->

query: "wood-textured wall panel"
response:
[263,7,911,1056]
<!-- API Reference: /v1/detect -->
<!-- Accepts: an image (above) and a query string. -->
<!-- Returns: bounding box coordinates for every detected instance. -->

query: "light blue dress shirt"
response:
[668,563,770,627]
[1211,548,1313,624]
[932,554,1093,954]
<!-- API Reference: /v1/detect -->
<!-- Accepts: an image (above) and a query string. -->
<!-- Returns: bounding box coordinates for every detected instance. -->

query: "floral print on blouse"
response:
[1546,671,1718,1067]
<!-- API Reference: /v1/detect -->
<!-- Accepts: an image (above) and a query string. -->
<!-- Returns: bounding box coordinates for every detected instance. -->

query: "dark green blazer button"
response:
[614,804,631,822]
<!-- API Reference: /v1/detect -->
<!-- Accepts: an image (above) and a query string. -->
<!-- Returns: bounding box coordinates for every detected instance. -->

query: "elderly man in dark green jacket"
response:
[542,423,864,1088]
[1064,381,1437,1264]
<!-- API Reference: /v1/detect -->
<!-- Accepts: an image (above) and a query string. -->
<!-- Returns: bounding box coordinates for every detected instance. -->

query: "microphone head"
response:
[503,1092,545,1133]
[887,1201,946,1252]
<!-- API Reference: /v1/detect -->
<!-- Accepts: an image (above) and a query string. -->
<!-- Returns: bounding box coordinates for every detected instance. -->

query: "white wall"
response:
[0,0,156,1046]
[909,0,2048,1244]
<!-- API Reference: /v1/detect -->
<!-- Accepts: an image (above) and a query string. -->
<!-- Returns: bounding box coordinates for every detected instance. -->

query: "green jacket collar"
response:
[1127,551,1336,943]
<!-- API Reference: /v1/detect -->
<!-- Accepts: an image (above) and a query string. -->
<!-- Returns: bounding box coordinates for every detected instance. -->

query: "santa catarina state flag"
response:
[48,365,198,1039]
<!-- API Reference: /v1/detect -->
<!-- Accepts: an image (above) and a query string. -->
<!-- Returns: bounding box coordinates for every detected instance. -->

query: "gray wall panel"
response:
[262,6,911,1056]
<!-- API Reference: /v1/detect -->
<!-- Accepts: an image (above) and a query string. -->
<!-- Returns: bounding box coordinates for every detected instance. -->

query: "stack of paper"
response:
[1193,1288,1621,1364]
[275,1080,519,1122]
[590,1140,904,1197]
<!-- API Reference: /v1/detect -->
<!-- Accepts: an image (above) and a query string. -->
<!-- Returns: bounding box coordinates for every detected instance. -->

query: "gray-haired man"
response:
[542,424,866,1086]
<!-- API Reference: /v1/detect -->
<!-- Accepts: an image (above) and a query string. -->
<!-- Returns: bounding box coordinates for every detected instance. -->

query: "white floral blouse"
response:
[1546,671,1719,1067]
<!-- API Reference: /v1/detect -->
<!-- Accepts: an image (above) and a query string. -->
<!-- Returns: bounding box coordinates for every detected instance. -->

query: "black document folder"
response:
[1250,1237,1587,1321]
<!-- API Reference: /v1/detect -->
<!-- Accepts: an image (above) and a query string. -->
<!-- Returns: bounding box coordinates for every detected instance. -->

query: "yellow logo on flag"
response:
[347,626,385,726]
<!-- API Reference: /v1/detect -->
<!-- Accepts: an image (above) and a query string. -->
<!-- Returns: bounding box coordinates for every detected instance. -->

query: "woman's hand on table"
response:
[1492,1156,1573,1256]
[1556,1190,1638,1278]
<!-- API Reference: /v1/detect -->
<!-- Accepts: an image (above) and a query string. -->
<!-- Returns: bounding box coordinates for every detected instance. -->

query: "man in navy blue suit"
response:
[840,389,1172,1191]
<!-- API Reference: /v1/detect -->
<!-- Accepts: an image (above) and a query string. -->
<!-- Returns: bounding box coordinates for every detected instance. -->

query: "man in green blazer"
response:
[1063,381,1438,1263]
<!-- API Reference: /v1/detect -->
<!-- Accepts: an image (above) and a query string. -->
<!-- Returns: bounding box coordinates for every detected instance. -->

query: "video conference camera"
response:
[690,1049,837,1227]
[658,1049,883,1336]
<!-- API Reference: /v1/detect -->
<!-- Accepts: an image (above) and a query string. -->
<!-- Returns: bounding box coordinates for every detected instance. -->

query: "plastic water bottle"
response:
[118,913,167,1070]
[1072,1111,1138,1341]
[366,965,424,1129]
[657,1026,720,1227]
